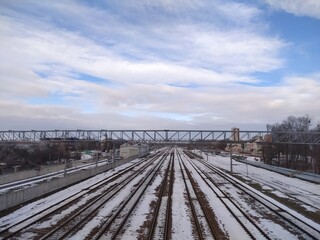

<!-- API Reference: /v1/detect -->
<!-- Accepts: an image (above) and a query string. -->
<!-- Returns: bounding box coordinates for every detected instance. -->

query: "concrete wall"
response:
[0,164,66,185]
[0,158,134,211]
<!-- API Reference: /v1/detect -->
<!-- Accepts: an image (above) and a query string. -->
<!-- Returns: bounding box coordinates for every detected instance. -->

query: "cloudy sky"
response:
[1,0,320,130]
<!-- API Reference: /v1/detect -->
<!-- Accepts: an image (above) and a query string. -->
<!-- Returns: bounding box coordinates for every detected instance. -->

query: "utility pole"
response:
[112,143,115,171]
[246,157,248,177]
[64,143,69,177]
[230,144,233,173]
[64,161,67,177]
[95,152,99,168]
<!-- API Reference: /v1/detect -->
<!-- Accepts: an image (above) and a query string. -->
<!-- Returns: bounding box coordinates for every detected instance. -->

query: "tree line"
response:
[261,115,320,174]
[0,140,125,174]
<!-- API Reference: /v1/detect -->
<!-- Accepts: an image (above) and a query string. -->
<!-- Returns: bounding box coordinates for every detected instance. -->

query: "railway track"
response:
[146,150,174,240]
[0,150,167,239]
[237,171,320,211]
[182,149,320,239]
[1,147,318,239]
[177,151,219,239]
[91,150,169,239]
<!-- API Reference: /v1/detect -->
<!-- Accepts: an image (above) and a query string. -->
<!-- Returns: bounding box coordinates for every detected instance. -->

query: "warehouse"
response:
[119,143,149,159]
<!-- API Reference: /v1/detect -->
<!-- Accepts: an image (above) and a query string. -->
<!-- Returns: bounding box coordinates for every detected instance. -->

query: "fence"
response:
[0,164,66,185]
[0,157,134,211]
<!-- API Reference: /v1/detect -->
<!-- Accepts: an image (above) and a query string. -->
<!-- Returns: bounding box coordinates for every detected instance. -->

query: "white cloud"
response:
[1,14,276,95]
[2,0,285,73]
[264,0,320,19]
[186,27,285,73]
[1,12,285,82]
[1,0,317,131]
[1,72,319,130]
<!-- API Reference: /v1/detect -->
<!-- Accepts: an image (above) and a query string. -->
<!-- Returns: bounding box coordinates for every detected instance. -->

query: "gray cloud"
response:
[0,0,318,130]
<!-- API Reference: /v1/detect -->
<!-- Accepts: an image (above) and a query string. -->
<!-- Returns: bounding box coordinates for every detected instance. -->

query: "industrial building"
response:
[119,143,149,159]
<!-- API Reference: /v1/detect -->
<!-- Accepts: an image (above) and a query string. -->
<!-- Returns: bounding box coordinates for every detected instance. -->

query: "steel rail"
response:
[176,151,205,240]
[198,158,320,239]
[164,151,174,240]
[92,151,169,239]
[147,150,173,240]
[41,152,166,240]
[183,153,269,240]
[0,153,158,239]
[178,151,228,240]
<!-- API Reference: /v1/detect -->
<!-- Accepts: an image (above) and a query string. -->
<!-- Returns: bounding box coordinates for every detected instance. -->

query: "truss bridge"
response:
[1,129,320,145]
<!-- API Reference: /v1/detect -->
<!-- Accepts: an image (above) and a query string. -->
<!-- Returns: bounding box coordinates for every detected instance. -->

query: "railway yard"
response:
[0,148,320,239]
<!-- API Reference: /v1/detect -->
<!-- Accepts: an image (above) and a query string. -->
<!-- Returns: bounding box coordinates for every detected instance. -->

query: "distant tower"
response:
[231,128,240,142]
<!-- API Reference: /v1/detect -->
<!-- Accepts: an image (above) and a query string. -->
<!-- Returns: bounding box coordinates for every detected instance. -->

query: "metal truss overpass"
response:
[0,129,320,145]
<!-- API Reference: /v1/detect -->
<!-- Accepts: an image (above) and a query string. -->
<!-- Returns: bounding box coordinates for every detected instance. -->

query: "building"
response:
[225,135,263,157]
[243,141,262,156]
[231,128,240,142]
[120,143,149,159]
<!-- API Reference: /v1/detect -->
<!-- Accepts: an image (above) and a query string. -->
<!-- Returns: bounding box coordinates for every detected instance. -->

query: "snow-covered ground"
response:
[204,152,320,220]
[1,148,319,239]
[0,158,110,194]
[0,160,136,232]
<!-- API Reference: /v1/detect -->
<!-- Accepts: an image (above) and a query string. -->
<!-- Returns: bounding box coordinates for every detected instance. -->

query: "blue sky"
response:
[0,0,320,130]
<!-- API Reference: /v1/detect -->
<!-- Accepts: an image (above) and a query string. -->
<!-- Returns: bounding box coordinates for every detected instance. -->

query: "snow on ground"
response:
[120,157,167,239]
[182,157,252,239]
[1,149,320,239]
[0,160,138,232]
[69,159,157,239]
[187,155,313,239]
[205,153,320,214]
[196,153,320,231]
[0,159,111,194]
[171,154,194,239]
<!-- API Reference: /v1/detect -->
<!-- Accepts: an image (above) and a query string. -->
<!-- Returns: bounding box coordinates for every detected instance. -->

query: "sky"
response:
[0,0,320,131]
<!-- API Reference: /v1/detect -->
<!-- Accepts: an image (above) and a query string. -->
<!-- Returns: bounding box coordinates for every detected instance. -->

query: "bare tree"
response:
[264,115,317,172]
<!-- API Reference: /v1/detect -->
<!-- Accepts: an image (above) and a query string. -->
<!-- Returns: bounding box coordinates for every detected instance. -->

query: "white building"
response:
[120,143,149,159]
